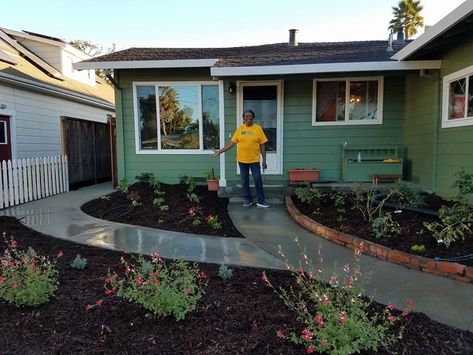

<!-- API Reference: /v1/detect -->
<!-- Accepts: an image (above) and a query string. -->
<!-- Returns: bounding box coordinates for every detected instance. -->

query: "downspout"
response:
[105,69,126,181]
[420,69,440,190]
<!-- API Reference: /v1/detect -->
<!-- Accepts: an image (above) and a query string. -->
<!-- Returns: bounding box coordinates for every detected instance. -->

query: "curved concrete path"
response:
[1,183,472,332]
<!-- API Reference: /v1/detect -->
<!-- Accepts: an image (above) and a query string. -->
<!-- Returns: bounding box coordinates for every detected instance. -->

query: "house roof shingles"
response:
[84,41,410,67]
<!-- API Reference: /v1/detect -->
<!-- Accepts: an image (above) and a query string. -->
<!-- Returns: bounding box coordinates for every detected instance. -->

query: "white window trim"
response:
[442,64,473,129]
[312,76,384,126]
[133,81,220,154]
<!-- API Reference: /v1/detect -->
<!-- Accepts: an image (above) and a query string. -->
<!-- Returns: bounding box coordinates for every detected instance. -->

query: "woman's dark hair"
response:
[242,109,255,118]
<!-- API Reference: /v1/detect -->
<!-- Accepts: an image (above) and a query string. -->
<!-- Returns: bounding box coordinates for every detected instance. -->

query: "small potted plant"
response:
[205,168,219,191]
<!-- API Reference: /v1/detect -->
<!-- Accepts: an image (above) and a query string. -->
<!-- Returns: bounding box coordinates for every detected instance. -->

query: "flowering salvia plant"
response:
[263,240,415,354]
[105,252,208,321]
[0,237,59,307]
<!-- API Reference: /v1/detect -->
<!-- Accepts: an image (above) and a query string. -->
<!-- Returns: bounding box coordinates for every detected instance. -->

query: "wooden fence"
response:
[0,155,69,209]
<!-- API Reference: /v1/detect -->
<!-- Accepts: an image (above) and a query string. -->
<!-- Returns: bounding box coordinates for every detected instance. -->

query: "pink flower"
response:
[387,303,394,312]
[407,298,416,309]
[151,252,163,263]
[185,288,191,296]
[319,338,328,346]
[196,273,208,280]
[85,304,94,311]
[338,311,347,324]
[134,278,143,286]
[57,250,64,258]
[389,316,396,322]
[319,294,329,304]
[104,277,111,284]
[0,276,3,284]
[96,300,103,306]
[124,267,131,275]
[155,279,160,285]
[306,345,315,353]
[8,240,17,250]
[261,273,269,283]
[150,271,159,278]
[301,328,313,341]
[105,289,111,296]
[402,310,409,317]
[314,315,325,328]
[276,330,286,339]
[12,282,17,289]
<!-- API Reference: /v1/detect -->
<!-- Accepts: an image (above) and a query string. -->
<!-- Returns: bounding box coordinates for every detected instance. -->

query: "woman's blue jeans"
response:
[238,162,266,204]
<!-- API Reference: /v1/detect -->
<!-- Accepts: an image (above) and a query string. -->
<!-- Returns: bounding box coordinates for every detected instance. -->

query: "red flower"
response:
[338,311,347,324]
[0,276,3,284]
[96,300,103,306]
[104,277,111,284]
[407,298,416,309]
[124,267,131,275]
[306,345,315,353]
[8,240,17,250]
[12,282,17,289]
[105,289,111,296]
[276,330,286,339]
[134,278,144,286]
[155,279,160,285]
[196,273,208,280]
[57,250,64,258]
[185,288,191,296]
[389,316,396,322]
[387,303,394,312]
[314,314,324,328]
[402,310,409,317]
[301,328,313,341]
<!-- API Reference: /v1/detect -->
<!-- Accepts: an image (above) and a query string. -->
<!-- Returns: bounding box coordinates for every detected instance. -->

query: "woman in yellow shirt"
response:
[212,110,271,208]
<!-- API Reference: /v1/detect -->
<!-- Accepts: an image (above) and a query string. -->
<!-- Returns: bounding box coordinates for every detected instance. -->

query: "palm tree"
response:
[388,0,424,40]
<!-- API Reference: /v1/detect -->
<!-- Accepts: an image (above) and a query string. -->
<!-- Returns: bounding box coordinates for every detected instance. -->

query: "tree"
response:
[388,0,424,40]
[69,40,102,56]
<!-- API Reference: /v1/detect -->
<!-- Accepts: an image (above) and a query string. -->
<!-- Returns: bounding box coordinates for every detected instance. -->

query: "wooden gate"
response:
[61,117,113,189]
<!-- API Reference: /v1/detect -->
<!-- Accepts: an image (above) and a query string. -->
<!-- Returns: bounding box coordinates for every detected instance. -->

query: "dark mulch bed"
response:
[293,191,473,267]
[1,216,472,354]
[82,182,243,238]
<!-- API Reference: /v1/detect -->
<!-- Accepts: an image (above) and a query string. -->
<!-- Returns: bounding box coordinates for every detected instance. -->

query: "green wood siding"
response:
[437,36,473,197]
[116,69,220,183]
[224,75,406,186]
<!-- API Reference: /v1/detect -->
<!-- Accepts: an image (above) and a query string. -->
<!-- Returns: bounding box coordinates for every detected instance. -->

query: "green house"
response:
[75,2,473,198]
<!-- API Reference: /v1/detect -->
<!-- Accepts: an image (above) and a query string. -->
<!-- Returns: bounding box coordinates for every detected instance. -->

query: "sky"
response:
[1,0,467,52]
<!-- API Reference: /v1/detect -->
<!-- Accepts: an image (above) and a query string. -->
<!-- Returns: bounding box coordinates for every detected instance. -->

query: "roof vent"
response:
[387,32,394,52]
[395,28,405,44]
[289,29,298,47]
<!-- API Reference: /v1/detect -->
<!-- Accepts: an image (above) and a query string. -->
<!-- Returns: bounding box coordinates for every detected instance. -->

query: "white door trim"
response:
[0,109,17,159]
[236,80,284,175]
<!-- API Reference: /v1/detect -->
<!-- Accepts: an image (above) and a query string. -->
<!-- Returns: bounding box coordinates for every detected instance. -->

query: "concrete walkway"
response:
[1,183,472,331]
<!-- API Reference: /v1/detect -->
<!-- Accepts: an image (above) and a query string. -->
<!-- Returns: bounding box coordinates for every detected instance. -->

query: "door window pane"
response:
[202,85,219,150]
[159,86,199,150]
[0,121,6,144]
[468,76,473,118]
[316,81,346,122]
[448,78,466,120]
[137,86,157,149]
[243,86,277,152]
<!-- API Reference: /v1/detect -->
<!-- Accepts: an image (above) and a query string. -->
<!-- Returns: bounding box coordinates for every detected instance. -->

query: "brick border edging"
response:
[285,196,473,284]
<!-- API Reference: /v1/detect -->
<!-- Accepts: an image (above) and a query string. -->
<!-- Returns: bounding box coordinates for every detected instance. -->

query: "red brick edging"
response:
[285,196,473,284]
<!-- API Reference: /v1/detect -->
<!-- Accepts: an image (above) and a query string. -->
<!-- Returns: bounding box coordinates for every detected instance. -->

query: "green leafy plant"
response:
[264,242,414,354]
[205,168,218,181]
[206,215,222,230]
[105,253,208,321]
[153,197,165,206]
[371,212,400,239]
[0,239,59,307]
[70,254,88,269]
[423,202,473,248]
[159,205,169,211]
[135,172,155,185]
[332,192,348,222]
[118,178,129,194]
[187,193,200,203]
[410,244,426,254]
[192,218,202,226]
[391,183,423,208]
[218,264,233,282]
[353,184,395,222]
[452,168,473,201]
[294,183,324,204]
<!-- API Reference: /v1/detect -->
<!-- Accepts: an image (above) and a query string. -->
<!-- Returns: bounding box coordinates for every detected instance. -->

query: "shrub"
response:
[70,254,88,269]
[410,244,426,254]
[353,184,395,222]
[206,215,222,230]
[423,202,473,248]
[118,178,129,194]
[371,212,400,239]
[187,193,200,203]
[105,253,208,321]
[331,192,348,222]
[218,264,233,282]
[264,243,414,354]
[391,183,423,208]
[0,240,58,307]
[294,183,324,204]
[135,172,155,185]
[452,168,473,201]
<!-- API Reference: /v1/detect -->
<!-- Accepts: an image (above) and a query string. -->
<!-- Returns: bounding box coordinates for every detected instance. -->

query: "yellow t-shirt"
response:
[231,124,268,163]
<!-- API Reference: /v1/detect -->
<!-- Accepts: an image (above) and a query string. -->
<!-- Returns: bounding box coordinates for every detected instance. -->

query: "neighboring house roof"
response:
[74,39,442,76]
[392,1,473,60]
[0,28,114,110]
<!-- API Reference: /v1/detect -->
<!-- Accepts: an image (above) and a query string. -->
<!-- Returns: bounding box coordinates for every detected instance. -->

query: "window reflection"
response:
[202,85,219,150]
[449,78,466,120]
[137,86,157,149]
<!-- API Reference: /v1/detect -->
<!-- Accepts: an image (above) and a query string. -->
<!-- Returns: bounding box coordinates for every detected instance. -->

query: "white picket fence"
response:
[0,155,69,209]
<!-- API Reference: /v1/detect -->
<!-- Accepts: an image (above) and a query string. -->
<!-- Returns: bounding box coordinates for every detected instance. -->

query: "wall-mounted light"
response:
[0,104,7,109]
[228,82,236,94]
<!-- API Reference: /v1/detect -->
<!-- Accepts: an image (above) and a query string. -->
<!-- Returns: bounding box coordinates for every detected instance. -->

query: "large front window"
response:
[313,77,383,125]
[134,82,220,152]
[442,64,473,128]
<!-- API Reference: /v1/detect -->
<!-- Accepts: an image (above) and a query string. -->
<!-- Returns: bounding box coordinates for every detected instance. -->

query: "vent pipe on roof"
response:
[387,32,394,52]
[395,28,405,43]
[289,29,298,47]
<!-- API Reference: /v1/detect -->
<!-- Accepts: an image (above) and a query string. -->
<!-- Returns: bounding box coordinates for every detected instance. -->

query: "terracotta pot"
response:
[288,168,320,183]
[207,179,219,191]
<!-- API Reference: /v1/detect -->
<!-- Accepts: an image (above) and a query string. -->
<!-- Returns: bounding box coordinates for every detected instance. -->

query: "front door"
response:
[238,81,283,174]
[0,115,12,162]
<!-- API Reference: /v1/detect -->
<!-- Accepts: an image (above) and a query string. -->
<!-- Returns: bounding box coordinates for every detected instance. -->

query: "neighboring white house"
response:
[0,27,115,161]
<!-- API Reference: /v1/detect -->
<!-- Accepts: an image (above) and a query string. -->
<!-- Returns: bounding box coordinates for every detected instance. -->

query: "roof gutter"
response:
[73,58,218,70]
[0,72,114,111]
[210,60,441,76]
